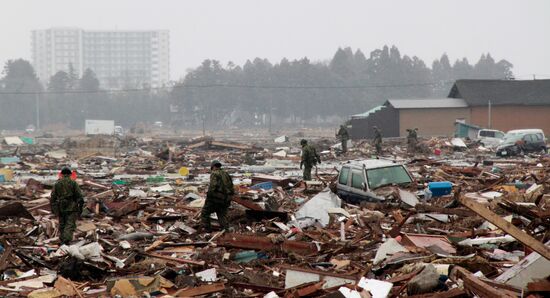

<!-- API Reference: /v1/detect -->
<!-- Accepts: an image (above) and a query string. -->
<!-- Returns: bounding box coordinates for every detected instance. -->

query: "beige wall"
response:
[471,105,550,135]
[399,108,471,137]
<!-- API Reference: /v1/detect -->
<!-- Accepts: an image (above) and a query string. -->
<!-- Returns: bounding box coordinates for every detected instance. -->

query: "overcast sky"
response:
[1,0,549,81]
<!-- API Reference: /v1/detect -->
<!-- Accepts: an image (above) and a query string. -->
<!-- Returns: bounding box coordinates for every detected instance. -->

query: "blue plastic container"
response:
[428,181,452,197]
[250,181,273,190]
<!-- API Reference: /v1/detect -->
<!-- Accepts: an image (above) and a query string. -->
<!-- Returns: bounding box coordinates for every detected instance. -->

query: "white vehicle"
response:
[85,120,115,135]
[336,159,414,204]
[477,129,505,148]
[496,129,547,157]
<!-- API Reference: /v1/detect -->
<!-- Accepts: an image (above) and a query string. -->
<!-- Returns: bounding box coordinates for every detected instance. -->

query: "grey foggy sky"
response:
[1,0,549,81]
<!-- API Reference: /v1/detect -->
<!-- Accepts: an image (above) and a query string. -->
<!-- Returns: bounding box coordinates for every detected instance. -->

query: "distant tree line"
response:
[0,45,513,130]
[0,60,169,130]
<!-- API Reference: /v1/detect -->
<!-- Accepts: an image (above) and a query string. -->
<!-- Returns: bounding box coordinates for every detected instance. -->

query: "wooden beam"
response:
[140,252,205,266]
[459,195,550,261]
[452,267,514,298]
[174,283,225,297]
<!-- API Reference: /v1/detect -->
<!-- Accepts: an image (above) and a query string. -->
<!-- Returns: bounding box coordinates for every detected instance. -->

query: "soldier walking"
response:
[373,126,383,155]
[336,125,350,153]
[300,139,321,181]
[201,160,234,232]
[51,167,84,244]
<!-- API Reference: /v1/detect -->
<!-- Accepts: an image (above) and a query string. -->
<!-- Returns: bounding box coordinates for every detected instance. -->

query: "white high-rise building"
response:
[31,28,170,89]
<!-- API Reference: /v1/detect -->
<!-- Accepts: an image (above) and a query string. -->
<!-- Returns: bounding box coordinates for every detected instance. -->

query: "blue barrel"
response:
[428,181,452,197]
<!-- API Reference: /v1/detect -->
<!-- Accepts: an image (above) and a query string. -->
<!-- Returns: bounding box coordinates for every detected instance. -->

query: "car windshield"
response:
[502,133,523,145]
[366,165,412,189]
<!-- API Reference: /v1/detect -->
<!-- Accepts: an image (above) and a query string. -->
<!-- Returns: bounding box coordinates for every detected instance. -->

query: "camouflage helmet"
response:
[300,139,307,145]
[211,160,222,168]
[61,167,72,175]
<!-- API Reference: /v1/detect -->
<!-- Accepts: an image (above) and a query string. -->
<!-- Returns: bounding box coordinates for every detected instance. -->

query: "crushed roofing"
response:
[386,98,468,109]
[448,79,550,106]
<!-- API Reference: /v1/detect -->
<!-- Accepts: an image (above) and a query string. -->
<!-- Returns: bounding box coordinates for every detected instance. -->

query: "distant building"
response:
[31,27,170,89]
[348,79,550,139]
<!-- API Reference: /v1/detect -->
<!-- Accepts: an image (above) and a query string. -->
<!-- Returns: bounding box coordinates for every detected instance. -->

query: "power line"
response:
[0,80,456,95]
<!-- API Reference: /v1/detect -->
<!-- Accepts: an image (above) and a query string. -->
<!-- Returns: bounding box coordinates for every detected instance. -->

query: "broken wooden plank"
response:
[84,180,111,190]
[230,282,284,293]
[415,203,476,217]
[140,252,205,266]
[107,199,141,218]
[451,266,515,298]
[296,281,326,296]
[459,195,550,261]
[407,287,466,298]
[0,202,35,220]
[217,233,318,255]
[144,235,169,252]
[210,141,251,150]
[174,282,225,297]
[527,279,550,293]
[232,196,263,211]
[0,226,23,233]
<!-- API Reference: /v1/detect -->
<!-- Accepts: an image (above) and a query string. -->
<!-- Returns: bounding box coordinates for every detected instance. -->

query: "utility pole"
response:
[268,97,272,133]
[35,92,40,130]
[488,100,492,129]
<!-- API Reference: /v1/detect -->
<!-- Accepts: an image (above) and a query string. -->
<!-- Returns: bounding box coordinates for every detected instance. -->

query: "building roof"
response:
[385,98,468,109]
[448,79,550,106]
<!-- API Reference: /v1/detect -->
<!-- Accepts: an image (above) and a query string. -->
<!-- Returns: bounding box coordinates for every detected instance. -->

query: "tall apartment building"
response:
[31,28,170,89]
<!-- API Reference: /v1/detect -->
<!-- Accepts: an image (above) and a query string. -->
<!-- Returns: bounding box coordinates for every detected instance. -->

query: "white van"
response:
[476,129,505,148]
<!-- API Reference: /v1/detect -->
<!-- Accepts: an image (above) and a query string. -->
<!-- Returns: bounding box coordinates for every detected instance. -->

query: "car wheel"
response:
[541,147,548,154]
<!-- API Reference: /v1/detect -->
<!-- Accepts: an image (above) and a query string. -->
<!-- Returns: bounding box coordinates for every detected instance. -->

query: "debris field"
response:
[0,132,549,297]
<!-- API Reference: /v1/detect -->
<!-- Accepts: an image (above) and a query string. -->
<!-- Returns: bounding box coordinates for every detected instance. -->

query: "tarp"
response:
[294,188,341,227]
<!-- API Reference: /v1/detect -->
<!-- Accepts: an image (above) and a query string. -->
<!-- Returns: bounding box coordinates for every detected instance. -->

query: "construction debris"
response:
[0,132,549,297]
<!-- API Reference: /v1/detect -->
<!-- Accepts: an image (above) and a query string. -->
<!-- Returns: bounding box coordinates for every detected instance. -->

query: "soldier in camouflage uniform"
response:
[300,139,321,181]
[373,126,383,155]
[336,125,350,153]
[51,167,84,244]
[201,160,235,232]
[407,128,419,153]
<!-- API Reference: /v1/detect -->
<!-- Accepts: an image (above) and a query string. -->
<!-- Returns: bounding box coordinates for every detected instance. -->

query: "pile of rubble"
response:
[0,133,549,297]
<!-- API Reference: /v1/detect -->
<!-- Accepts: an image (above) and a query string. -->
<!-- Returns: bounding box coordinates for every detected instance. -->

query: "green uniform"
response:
[301,144,321,181]
[50,176,84,244]
[373,128,382,154]
[407,129,418,153]
[337,125,350,153]
[201,168,234,231]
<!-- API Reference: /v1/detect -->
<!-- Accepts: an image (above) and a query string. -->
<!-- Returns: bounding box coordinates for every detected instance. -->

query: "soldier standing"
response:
[407,128,419,153]
[300,139,321,181]
[336,125,350,153]
[201,160,234,232]
[51,167,84,244]
[373,126,383,155]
